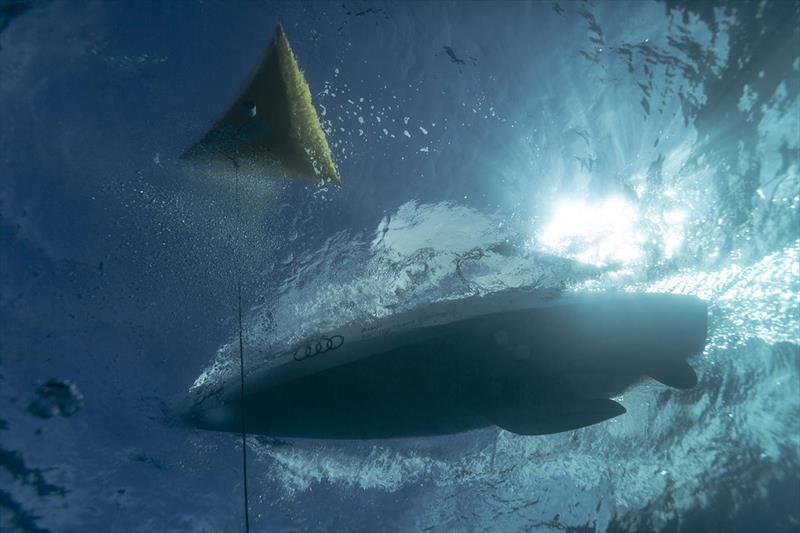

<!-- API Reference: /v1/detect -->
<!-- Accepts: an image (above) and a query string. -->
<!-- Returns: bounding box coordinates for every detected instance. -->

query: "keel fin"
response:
[648,360,698,389]
[481,398,626,436]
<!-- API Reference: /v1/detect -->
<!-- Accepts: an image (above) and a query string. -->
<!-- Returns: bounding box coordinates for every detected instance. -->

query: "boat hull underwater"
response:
[177,290,708,439]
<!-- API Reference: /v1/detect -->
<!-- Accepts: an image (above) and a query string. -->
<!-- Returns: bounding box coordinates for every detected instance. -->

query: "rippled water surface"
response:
[1,1,798,531]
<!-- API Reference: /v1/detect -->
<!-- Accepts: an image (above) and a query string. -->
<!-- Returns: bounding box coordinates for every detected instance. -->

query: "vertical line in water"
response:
[234,164,251,533]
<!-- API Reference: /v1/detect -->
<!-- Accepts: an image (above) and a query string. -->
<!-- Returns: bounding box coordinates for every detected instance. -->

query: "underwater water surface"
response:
[1,1,798,532]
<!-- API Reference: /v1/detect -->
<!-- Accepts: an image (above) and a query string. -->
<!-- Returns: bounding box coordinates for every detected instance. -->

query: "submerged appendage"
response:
[182,25,340,184]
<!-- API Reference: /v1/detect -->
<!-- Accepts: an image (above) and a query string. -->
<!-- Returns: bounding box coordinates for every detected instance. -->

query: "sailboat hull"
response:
[177,291,708,439]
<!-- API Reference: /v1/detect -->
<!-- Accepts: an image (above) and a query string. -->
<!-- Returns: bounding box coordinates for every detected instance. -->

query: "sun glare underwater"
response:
[1,1,798,532]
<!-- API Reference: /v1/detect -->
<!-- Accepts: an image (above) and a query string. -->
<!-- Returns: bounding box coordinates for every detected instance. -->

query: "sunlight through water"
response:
[537,197,647,268]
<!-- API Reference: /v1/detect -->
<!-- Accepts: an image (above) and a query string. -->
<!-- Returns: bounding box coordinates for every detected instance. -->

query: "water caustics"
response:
[1,1,798,532]
[176,2,799,528]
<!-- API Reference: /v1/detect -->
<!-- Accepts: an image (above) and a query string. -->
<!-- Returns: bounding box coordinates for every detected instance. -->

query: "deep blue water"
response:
[1,1,798,531]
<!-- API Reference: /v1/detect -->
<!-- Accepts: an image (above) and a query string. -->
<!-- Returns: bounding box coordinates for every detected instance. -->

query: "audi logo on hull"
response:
[293,335,344,361]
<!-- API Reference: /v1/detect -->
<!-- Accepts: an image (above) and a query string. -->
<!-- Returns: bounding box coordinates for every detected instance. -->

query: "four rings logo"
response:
[293,335,344,362]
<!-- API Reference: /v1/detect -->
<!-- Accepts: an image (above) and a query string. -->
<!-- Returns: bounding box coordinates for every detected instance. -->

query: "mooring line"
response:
[234,163,251,533]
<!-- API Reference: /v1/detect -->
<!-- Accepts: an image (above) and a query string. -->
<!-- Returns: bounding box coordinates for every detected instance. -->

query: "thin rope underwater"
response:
[234,163,251,533]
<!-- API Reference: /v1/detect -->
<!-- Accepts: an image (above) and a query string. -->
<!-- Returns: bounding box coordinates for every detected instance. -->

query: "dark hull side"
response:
[179,292,708,439]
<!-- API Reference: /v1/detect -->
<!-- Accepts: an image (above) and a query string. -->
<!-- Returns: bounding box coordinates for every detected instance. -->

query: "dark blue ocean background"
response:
[1,1,798,531]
